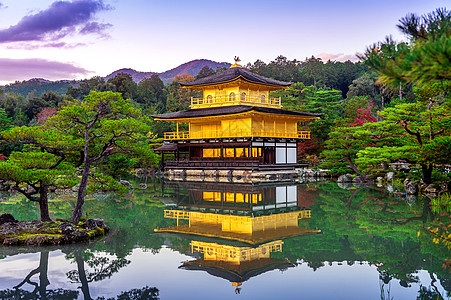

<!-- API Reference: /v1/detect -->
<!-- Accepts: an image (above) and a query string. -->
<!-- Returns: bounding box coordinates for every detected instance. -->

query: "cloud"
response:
[0,3,6,9]
[0,58,91,82]
[6,41,87,50]
[79,21,112,36]
[0,0,112,44]
[315,52,360,63]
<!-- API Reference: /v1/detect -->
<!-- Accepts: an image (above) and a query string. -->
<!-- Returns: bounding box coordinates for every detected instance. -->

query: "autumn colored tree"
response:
[166,73,199,113]
[36,107,58,125]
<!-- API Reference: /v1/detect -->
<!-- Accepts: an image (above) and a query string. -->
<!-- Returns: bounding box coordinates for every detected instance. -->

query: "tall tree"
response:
[0,126,77,221]
[195,65,215,79]
[166,73,198,113]
[48,91,156,223]
[107,73,138,100]
[137,75,166,112]
[359,8,451,183]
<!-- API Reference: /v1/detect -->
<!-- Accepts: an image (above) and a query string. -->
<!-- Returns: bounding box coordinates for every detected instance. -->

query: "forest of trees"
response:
[0,8,449,222]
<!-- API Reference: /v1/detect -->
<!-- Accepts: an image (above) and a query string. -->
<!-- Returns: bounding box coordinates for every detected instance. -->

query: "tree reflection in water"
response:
[0,248,159,300]
[0,250,79,299]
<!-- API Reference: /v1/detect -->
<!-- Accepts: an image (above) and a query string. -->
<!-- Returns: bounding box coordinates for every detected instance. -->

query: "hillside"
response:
[104,59,230,84]
[1,78,77,97]
[0,59,231,96]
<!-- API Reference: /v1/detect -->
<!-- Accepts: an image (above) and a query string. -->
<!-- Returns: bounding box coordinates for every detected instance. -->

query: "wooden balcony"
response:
[163,130,310,140]
[190,95,282,109]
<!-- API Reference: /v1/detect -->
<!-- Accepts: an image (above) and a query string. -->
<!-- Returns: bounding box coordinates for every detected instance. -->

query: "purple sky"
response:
[0,0,448,85]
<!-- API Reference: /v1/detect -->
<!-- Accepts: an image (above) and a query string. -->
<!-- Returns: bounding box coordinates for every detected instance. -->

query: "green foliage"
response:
[66,76,115,100]
[0,140,77,221]
[136,75,166,112]
[47,91,159,223]
[195,65,215,79]
[166,74,199,113]
[2,79,76,97]
[107,73,138,100]
[320,126,369,174]
[356,8,451,183]
[274,83,344,145]
[342,96,372,123]
[248,55,367,97]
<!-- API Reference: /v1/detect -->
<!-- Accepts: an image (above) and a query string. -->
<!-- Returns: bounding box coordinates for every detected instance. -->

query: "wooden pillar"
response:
[160,152,165,170]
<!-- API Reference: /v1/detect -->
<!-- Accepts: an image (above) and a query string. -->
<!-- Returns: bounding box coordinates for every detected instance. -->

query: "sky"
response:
[0,0,448,85]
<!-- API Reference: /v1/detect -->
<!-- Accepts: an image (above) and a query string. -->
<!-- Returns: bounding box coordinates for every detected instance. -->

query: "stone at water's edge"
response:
[425,184,439,194]
[119,180,134,190]
[386,172,394,181]
[58,222,76,235]
[337,174,353,183]
[0,213,17,225]
[405,182,418,195]
[87,218,108,231]
[337,182,352,190]
[139,183,148,189]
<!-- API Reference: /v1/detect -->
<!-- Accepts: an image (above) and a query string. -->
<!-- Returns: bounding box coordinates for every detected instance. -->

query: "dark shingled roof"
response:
[154,143,177,152]
[180,260,295,283]
[180,66,291,87]
[151,105,321,120]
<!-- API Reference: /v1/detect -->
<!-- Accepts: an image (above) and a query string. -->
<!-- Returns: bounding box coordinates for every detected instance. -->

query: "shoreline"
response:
[0,214,109,247]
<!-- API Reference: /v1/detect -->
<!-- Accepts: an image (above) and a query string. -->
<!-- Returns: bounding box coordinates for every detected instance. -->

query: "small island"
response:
[0,213,109,246]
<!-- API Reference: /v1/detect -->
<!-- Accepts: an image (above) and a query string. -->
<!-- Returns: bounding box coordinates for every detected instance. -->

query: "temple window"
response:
[252,148,262,157]
[229,92,235,102]
[241,92,246,101]
[206,95,213,103]
[235,148,249,157]
[203,148,221,157]
[261,95,266,103]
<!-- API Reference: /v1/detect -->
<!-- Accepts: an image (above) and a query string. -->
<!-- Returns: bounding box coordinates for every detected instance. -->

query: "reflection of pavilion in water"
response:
[155,182,320,289]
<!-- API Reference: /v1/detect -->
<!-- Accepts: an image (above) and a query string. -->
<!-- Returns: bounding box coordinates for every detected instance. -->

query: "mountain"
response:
[0,59,231,97]
[104,68,156,83]
[104,59,231,84]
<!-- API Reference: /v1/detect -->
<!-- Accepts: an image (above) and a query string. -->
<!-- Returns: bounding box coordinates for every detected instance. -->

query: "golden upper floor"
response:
[180,66,290,109]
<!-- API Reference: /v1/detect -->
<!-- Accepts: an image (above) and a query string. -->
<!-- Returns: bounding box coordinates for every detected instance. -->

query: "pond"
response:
[0,178,450,299]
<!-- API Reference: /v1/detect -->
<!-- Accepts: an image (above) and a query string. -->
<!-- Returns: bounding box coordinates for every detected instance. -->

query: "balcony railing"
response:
[163,130,310,140]
[190,95,282,109]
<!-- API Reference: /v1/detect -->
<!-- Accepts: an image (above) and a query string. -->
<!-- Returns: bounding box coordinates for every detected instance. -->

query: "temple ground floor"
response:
[155,137,308,182]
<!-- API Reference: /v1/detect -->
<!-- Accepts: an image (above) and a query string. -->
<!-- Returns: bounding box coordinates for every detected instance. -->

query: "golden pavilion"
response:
[152,59,320,178]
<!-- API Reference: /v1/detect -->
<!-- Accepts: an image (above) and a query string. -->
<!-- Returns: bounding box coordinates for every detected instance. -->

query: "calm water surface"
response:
[0,178,450,300]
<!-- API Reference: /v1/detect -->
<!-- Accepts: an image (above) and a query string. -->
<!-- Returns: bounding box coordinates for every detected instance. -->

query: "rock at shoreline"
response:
[119,180,134,191]
[405,182,418,195]
[87,218,108,231]
[386,172,394,181]
[425,184,439,194]
[337,174,353,183]
[337,182,352,190]
[58,222,76,235]
[0,213,17,225]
